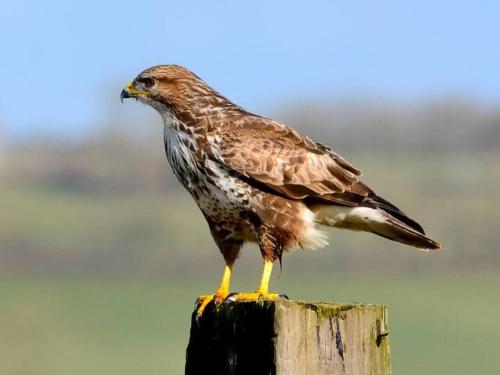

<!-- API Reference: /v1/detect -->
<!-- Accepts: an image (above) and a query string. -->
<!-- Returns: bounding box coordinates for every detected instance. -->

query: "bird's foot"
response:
[225,291,288,302]
[195,293,228,317]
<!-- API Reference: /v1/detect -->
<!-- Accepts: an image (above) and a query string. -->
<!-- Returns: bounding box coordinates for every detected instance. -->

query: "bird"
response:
[121,65,443,316]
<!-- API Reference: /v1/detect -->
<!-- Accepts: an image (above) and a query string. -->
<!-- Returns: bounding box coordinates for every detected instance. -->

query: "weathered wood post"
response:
[185,300,391,375]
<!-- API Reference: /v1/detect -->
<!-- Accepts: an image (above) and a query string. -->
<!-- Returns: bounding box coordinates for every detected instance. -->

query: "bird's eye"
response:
[136,77,155,88]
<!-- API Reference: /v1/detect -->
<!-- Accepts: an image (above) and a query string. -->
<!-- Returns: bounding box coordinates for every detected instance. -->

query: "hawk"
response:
[121,65,443,316]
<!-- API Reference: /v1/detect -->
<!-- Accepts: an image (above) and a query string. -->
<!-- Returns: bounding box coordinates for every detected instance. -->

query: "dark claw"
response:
[279,294,289,300]
[224,292,239,303]
[195,312,202,326]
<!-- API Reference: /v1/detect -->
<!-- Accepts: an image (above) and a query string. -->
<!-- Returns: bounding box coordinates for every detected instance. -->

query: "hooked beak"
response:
[120,82,148,103]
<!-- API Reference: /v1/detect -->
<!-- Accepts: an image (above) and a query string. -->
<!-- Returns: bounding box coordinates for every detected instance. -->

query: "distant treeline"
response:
[2,97,497,193]
[276,97,500,155]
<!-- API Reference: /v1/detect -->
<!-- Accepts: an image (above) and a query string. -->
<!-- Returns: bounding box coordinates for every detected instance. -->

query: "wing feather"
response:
[212,117,370,205]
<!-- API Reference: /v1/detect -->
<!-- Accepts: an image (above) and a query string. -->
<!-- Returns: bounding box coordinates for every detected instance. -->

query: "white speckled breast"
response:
[163,118,251,231]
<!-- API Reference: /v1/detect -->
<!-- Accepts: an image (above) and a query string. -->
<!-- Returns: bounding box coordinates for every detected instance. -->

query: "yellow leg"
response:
[257,260,273,294]
[216,264,232,296]
[231,260,282,301]
[196,264,232,316]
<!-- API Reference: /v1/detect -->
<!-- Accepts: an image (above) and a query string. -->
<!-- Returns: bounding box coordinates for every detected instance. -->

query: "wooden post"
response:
[185,300,391,375]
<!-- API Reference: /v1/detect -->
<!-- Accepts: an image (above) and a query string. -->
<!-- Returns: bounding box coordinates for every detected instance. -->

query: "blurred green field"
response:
[2,153,499,374]
[2,274,499,374]
[2,153,499,275]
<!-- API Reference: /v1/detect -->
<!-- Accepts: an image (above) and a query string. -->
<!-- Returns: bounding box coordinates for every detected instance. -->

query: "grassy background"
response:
[2,142,499,373]
[2,274,499,374]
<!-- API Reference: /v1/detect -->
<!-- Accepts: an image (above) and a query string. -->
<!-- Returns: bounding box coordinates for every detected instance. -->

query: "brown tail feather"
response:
[363,194,425,234]
[311,197,444,250]
[371,216,444,250]
[361,195,443,250]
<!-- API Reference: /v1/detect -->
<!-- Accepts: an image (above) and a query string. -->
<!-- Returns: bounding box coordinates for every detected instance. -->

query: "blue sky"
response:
[1,0,499,138]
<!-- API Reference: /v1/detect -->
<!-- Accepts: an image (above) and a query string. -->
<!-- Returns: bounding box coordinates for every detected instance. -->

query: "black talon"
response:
[279,294,289,300]
[195,312,202,326]
[194,299,202,309]
[224,292,239,303]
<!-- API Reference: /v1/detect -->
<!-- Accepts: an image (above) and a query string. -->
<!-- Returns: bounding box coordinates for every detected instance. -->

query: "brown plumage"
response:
[121,65,443,312]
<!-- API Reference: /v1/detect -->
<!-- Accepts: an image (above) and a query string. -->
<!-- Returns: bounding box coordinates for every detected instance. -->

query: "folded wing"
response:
[213,117,371,206]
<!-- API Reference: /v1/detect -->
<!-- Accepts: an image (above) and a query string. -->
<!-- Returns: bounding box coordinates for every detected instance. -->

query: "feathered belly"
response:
[193,160,251,220]
[190,164,258,243]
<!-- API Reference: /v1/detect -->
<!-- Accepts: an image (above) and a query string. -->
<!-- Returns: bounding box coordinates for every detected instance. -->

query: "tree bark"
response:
[186,299,391,375]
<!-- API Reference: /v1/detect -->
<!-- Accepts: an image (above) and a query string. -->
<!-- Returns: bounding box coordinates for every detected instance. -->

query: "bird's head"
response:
[121,65,200,107]
[120,65,234,123]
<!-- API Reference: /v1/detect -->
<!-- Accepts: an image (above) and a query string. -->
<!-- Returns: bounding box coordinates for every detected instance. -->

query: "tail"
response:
[310,194,444,250]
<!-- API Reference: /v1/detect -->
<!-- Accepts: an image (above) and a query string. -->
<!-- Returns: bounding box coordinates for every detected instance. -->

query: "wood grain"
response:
[185,300,391,375]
